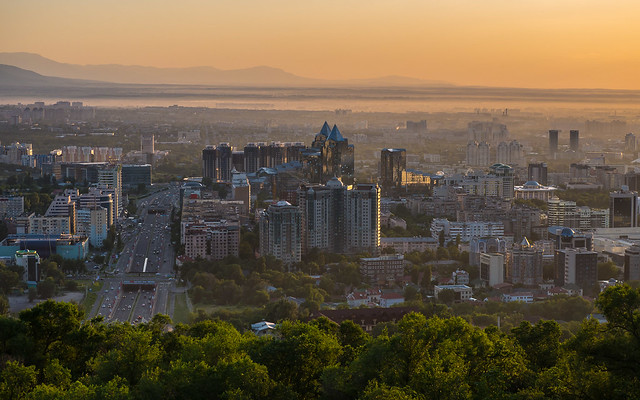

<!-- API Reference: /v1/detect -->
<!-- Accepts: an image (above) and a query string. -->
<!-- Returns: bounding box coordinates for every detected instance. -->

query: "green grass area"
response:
[172,293,190,324]
[80,280,104,317]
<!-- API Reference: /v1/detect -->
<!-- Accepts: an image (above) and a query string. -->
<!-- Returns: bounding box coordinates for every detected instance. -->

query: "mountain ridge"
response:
[0,52,452,87]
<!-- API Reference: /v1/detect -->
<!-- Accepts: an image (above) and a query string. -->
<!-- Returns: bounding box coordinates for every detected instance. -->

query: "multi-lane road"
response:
[90,185,180,323]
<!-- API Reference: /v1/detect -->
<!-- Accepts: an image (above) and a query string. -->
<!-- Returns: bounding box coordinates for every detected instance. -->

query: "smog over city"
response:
[0,1,639,399]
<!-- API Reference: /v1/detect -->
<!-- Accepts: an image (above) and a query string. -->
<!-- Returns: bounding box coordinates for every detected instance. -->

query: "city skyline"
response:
[3,1,640,89]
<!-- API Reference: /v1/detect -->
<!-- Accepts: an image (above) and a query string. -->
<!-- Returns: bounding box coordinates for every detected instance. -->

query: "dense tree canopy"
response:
[0,286,639,399]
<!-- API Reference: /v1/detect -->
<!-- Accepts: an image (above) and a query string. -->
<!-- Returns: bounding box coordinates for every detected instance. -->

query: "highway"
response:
[90,184,180,324]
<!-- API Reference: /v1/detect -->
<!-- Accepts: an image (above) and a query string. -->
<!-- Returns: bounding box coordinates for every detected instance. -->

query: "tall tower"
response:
[549,130,559,156]
[344,183,380,255]
[569,130,579,151]
[202,144,233,182]
[259,201,302,265]
[141,135,154,154]
[380,148,406,192]
[610,187,638,228]
[625,133,637,153]
[98,164,122,218]
[528,162,548,185]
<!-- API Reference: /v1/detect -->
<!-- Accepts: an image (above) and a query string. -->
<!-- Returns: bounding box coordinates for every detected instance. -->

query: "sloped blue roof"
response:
[319,121,331,136]
[328,124,345,141]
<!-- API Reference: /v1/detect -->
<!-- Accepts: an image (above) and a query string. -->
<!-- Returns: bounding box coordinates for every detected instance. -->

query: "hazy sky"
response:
[2,0,640,89]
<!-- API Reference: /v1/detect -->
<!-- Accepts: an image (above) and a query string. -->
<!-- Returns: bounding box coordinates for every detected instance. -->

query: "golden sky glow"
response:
[2,0,640,89]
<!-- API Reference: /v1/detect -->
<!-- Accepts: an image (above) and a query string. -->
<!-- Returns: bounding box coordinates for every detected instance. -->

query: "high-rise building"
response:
[625,133,637,153]
[480,252,505,287]
[202,144,233,182]
[76,206,108,247]
[298,179,380,255]
[406,120,427,133]
[305,122,354,183]
[344,183,380,255]
[141,135,154,154]
[548,197,577,227]
[0,196,24,218]
[380,148,406,191]
[555,248,598,292]
[98,164,122,218]
[45,194,77,234]
[528,163,548,185]
[122,164,152,190]
[259,200,302,265]
[508,237,543,286]
[569,130,580,151]
[549,130,559,156]
[624,245,640,282]
[489,163,515,199]
[466,141,491,167]
[610,187,638,228]
[496,140,524,166]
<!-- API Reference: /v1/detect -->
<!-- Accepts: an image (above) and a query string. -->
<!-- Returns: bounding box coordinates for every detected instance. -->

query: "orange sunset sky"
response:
[2,0,639,89]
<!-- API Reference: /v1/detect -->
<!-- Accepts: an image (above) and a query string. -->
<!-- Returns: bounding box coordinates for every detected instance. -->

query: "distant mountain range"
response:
[0,52,451,87]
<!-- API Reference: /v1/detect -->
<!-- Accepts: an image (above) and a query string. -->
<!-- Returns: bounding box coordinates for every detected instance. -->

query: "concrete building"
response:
[231,171,251,215]
[480,252,505,287]
[259,201,302,265]
[122,164,152,190]
[0,234,89,260]
[45,194,76,234]
[141,135,154,154]
[76,206,108,247]
[515,181,557,202]
[508,237,543,286]
[15,250,40,286]
[359,254,405,284]
[528,163,548,185]
[555,248,598,292]
[625,132,637,153]
[0,196,24,218]
[434,284,473,301]
[299,179,379,255]
[28,216,72,236]
[610,187,638,228]
[303,122,354,183]
[466,141,491,167]
[180,197,241,261]
[380,148,406,192]
[431,219,505,242]
[569,130,580,151]
[380,237,438,254]
[98,164,122,217]
[624,245,640,282]
[202,143,233,182]
[344,183,380,255]
[549,130,559,156]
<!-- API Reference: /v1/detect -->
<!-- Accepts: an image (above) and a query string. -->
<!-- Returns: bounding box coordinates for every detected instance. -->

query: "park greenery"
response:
[0,285,638,399]
[555,189,611,209]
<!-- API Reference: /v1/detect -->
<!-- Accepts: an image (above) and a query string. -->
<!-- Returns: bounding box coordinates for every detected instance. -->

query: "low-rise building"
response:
[380,236,438,254]
[480,253,505,287]
[503,292,534,303]
[360,254,405,284]
[380,292,405,307]
[0,234,88,260]
[434,284,473,301]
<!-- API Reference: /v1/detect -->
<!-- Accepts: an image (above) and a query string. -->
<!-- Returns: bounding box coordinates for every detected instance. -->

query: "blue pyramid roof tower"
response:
[328,124,345,142]
[319,121,331,136]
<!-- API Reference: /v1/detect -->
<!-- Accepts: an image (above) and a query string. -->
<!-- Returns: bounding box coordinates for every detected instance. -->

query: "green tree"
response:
[0,361,37,400]
[597,261,619,281]
[437,289,455,305]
